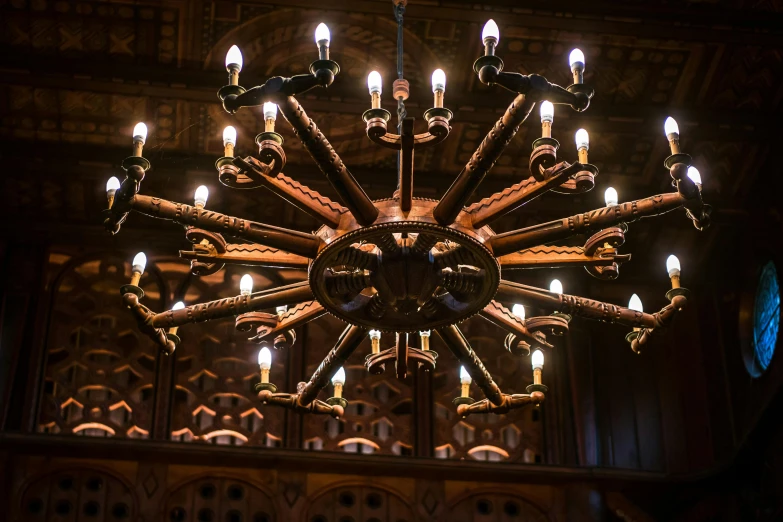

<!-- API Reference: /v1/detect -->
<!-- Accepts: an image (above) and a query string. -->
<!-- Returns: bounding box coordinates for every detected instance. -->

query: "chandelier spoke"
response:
[298,325,367,406]
[433,95,536,226]
[149,281,313,329]
[231,156,347,229]
[247,300,327,345]
[479,300,554,351]
[488,192,690,258]
[466,162,583,228]
[179,243,311,270]
[277,96,379,226]
[436,325,504,406]
[130,194,323,258]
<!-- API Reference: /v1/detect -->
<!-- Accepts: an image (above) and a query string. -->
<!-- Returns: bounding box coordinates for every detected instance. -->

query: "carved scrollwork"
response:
[457,392,544,418]
[121,293,176,354]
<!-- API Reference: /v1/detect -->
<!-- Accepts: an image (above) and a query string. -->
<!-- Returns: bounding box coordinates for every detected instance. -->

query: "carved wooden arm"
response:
[457,393,543,418]
[479,300,554,350]
[121,293,176,354]
[433,95,536,226]
[436,325,504,406]
[257,391,343,418]
[129,194,323,258]
[630,291,689,353]
[149,281,314,329]
[179,243,311,270]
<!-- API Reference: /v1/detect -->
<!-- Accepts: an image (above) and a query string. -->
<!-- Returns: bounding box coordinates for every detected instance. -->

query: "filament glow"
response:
[575,128,589,150]
[194,185,209,208]
[431,68,446,93]
[132,122,147,143]
[367,71,382,95]
[239,274,253,295]
[604,187,618,207]
[132,252,147,274]
[314,23,331,45]
[666,255,681,276]
[258,346,272,369]
[222,126,237,146]
[569,48,585,68]
[532,349,545,370]
[482,19,500,44]
[263,102,277,121]
[540,101,554,123]
[664,117,679,137]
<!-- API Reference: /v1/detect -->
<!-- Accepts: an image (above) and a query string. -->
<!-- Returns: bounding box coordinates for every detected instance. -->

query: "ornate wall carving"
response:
[164,476,277,522]
[305,483,415,522]
[37,253,164,439]
[441,491,550,522]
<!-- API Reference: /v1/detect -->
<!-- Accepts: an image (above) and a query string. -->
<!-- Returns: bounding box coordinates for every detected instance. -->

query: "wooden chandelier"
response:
[104,6,711,421]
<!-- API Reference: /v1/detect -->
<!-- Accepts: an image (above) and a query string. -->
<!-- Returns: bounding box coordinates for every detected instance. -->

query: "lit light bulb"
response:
[367,71,382,95]
[132,252,147,274]
[331,366,346,385]
[512,304,526,321]
[482,19,500,44]
[132,122,148,143]
[549,279,563,294]
[687,166,702,186]
[431,68,446,93]
[628,293,643,313]
[369,329,381,340]
[106,176,120,194]
[532,349,545,370]
[263,102,277,121]
[420,330,431,337]
[314,23,331,46]
[240,274,253,296]
[172,301,185,311]
[575,128,589,150]
[194,185,209,208]
[666,254,681,277]
[459,366,472,385]
[225,45,243,71]
[276,305,288,315]
[258,346,272,370]
[540,101,554,123]
[604,187,618,207]
[223,126,237,146]
[664,117,679,137]
[569,48,585,68]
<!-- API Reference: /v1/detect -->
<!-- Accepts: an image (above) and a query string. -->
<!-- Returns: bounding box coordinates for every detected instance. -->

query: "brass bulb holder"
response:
[551,311,572,323]
[309,59,340,76]
[326,396,348,408]
[255,382,278,393]
[121,156,151,172]
[254,131,284,148]
[166,332,181,349]
[526,383,548,394]
[531,137,559,151]
[566,84,594,112]
[119,284,144,299]
[666,287,692,302]
[473,54,504,75]
[363,108,392,123]
[423,107,453,124]
[664,153,692,170]
[453,396,474,406]
[217,84,246,102]
[625,330,639,345]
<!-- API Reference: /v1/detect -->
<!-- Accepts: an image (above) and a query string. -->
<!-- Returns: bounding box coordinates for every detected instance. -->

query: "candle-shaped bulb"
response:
[258,346,272,370]
[314,23,330,46]
[569,48,585,69]
[512,304,526,321]
[331,366,346,386]
[133,122,148,144]
[666,254,681,277]
[540,101,554,123]
[194,185,209,208]
[369,329,381,340]
[240,274,253,296]
[106,176,120,194]
[223,126,237,146]
[664,117,679,137]
[367,71,382,95]
[532,349,545,370]
[549,279,563,294]
[419,330,431,337]
[263,102,277,121]
[604,187,618,207]
[225,45,243,71]
[431,68,446,93]
[687,166,702,186]
[172,301,185,311]
[575,128,589,150]
[132,252,147,274]
[482,19,500,44]
[628,293,643,313]
[276,305,288,315]
[459,366,472,385]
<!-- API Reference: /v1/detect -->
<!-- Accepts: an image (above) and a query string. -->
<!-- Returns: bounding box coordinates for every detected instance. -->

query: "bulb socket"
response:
[317,42,329,61]
[667,133,680,154]
[433,90,444,109]
[578,148,588,164]
[265,118,276,132]
[371,92,381,109]
[484,38,497,56]
[571,62,585,85]
[224,143,235,158]
[542,121,552,138]
[227,65,240,86]
[130,271,142,287]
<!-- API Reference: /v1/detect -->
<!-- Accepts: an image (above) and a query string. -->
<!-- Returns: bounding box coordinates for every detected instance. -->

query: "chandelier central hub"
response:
[310,198,500,333]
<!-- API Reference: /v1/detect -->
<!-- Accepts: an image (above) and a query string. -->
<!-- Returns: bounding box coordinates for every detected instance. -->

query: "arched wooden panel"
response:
[441,491,550,522]
[164,476,277,522]
[306,483,414,522]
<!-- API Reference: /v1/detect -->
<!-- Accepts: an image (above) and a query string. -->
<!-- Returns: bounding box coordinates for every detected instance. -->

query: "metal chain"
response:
[393,2,407,130]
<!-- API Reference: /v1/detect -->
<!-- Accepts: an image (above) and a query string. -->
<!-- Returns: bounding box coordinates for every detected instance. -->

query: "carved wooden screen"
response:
[166,261,289,447]
[164,477,277,522]
[306,484,415,522]
[37,252,164,439]
[441,492,550,522]
[301,315,414,455]
[433,318,544,462]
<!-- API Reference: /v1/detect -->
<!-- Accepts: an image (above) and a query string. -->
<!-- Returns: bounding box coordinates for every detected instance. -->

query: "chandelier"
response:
[104,1,710,421]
